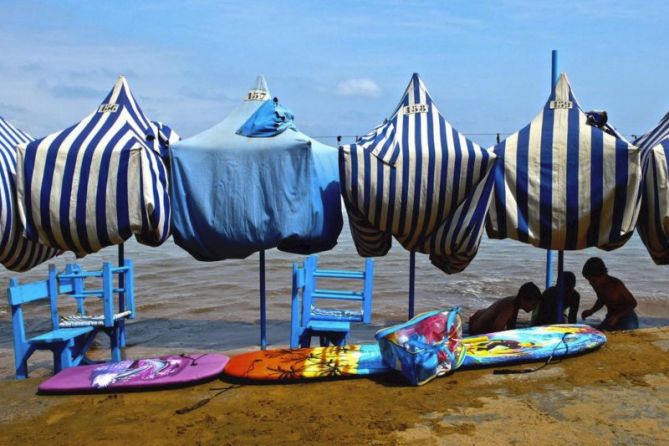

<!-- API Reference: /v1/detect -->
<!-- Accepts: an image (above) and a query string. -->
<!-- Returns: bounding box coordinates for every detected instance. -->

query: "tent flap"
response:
[635,113,669,264]
[236,100,297,138]
[0,116,61,271]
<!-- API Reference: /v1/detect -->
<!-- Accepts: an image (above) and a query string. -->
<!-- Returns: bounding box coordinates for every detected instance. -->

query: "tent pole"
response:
[545,49,559,290]
[260,250,267,350]
[556,251,565,322]
[408,251,416,319]
[548,49,567,320]
[117,243,126,349]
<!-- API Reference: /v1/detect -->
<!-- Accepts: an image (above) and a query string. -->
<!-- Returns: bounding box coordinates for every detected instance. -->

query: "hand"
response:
[581,310,592,320]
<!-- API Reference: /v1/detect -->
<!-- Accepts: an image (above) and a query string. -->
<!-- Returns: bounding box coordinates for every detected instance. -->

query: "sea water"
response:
[1,218,668,378]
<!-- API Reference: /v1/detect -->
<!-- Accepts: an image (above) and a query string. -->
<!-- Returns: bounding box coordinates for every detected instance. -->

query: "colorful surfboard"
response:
[223,324,605,381]
[38,353,229,394]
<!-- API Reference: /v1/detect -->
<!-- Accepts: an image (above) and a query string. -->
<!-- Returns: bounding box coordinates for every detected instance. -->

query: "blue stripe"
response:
[492,141,508,237]
[396,111,410,236]
[40,127,76,248]
[432,116,449,254]
[609,137,629,243]
[373,147,384,228]
[516,126,530,242]
[60,114,103,250]
[408,103,424,245]
[565,103,580,249]
[363,141,372,217]
[421,100,436,243]
[588,128,604,246]
[539,108,555,248]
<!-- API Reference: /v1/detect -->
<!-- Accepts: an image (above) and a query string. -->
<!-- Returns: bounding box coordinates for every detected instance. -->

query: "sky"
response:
[1,1,668,148]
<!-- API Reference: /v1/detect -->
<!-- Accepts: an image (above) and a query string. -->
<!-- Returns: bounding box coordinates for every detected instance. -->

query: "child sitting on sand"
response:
[581,257,639,330]
[532,271,581,326]
[468,282,542,335]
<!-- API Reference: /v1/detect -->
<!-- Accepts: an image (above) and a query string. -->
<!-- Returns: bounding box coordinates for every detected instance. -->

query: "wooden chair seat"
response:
[28,327,95,344]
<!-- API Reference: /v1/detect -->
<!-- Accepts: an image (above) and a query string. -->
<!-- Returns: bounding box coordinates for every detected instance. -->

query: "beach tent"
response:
[16,76,175,257]
[0,116,60,271]
[169,76,342,260]
[169,76,342,348]
[634,112,669,263]
[339,73,497,315]
[486,73,642,252]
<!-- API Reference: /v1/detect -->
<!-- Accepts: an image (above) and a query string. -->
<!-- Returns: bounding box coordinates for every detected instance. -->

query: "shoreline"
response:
[1,327,668,445]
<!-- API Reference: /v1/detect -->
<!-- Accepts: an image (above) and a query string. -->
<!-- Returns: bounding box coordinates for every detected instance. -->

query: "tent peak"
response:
[245,75,271,101]
[552,72,573,106]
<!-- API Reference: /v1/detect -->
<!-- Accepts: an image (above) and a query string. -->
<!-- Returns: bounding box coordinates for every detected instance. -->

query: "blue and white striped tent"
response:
[16,76,176,256]
[339,73,497,273]
[0,116,60,271]
[634,112,669,264]
[487,73,642,251]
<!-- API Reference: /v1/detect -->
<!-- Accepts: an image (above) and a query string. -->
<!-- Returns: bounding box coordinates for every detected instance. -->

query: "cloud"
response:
[335,78,381,97]
[49,84,107,100]
[0,101,28,116]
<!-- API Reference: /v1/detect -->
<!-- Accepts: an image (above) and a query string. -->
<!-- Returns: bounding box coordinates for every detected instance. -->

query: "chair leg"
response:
[54,340,74,374]
[118,319,126,348]
[110,327,121,363]
[329,332,348,347]
[15,357,29,380]
[299,330,312,348]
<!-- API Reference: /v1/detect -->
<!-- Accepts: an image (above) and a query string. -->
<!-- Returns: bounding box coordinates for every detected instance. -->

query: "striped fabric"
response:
[339,73,497,273]
[16,76,173,256]
[634,114,669,264]
[634,112,669,151]
[151,121,181,158]
[0,116,61,271]
[487,73,641,251]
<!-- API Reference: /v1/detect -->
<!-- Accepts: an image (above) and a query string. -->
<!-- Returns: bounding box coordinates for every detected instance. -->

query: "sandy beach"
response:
[0,327,667,445]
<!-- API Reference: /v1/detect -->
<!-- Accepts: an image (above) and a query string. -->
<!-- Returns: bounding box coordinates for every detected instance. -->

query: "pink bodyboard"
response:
[38,353,229,394]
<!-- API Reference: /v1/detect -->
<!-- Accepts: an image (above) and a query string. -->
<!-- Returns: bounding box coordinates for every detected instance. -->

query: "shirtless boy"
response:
[468,282,542,335]
[581,257,638,330]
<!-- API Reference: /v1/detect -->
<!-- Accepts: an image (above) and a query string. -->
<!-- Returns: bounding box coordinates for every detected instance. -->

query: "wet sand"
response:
[1,327,668,445]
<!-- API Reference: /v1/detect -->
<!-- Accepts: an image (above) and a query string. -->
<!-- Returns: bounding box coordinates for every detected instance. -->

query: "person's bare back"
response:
[468,283,542,335]
[468,297,516,335]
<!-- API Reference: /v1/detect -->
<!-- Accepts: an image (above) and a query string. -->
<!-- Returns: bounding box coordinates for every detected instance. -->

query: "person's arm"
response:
[582,298,604,320]
[567,292,580,324]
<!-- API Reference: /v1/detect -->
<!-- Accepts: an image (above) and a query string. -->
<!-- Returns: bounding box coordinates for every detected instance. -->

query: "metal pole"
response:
[408,251,416,319]
[545,49,559,289]
[118,243,126,349]
[556,251,565,322]
[259,250,267,350]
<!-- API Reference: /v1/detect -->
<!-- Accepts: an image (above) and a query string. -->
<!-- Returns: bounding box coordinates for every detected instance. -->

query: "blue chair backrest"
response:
[8,265,66,330]
[57,260,135,326]
[298,255,374,324]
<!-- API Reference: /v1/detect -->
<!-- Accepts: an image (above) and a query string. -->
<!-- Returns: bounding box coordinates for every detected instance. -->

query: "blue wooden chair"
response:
[8,265,97,379]
[290,255,374,348]
[7,260,135,379]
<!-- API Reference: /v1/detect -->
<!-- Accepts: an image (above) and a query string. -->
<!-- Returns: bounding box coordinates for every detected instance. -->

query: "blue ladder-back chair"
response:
[290,255,374,348]
[7,261,135,379]
[8,265,96,380]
